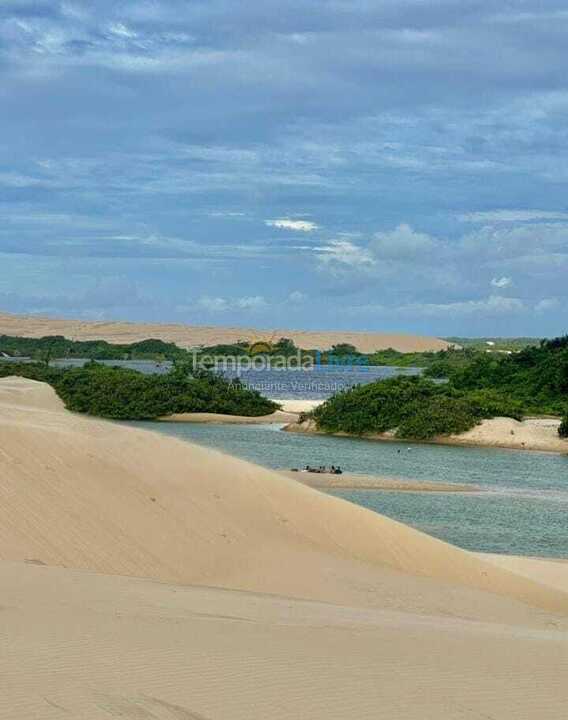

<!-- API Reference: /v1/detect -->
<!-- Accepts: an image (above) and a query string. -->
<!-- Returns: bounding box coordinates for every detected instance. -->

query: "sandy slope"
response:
[444,416,566,453]
[480,554,568,595]
[0,310,453,352]
[2,560,568,720]
[2,377,568,718]
[1,376,568,621]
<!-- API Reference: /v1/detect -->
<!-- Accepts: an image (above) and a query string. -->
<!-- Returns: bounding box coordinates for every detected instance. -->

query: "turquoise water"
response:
[134,421,568,558]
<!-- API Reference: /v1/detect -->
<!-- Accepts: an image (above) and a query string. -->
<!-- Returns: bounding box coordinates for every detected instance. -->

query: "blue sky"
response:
[1,0,568,337]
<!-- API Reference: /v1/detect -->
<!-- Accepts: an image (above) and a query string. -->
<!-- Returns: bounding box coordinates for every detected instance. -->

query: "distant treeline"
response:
[309,336,568,440]
[0,334,189,362]
[0,361,278,420]
[0,332,510,370]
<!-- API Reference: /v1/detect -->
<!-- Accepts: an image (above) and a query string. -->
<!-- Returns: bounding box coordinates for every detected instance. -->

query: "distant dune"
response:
[2,376,568,719]
[0,310,454,353]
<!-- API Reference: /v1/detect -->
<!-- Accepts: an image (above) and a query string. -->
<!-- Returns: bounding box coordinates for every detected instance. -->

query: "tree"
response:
[330,343,358,355]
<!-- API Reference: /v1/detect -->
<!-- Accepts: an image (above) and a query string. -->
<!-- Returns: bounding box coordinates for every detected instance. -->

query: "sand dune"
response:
[445,416,567,453]
[2,377,568,718]
[2,559,568,720]
[1,376,568,622]
[0,310,453,353]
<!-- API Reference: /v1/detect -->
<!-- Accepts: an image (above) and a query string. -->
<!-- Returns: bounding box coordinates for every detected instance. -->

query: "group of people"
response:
[302,464,343,475]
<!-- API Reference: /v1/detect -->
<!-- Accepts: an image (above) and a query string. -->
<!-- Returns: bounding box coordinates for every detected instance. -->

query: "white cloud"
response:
[197,296,229,312]
[316,239,376,270]
[197,295,267,312]
[266,218,319,232]
[371,223,439,260]
[535,298,561,313]
[491,276,513,288]
[236,295,266,310]
[108,23,138,39]
[288,290,307,304]
[459,210,568,223]
[400,295,526,318]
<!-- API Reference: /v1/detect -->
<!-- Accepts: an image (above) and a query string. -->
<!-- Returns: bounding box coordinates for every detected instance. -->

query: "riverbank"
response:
[284,415,568,454]
[160,398,322,424]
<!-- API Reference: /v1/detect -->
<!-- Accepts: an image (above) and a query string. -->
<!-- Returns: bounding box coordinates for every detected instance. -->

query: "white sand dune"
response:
[445,416,567,453]
[2,377,568,718]
[1,376,568,619]
[2,559,568,720]
[0,310,453,353]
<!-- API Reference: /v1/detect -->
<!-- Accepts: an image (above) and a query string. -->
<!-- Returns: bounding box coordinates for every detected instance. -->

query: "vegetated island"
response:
[1,332,567,447]
[285,336,568,451]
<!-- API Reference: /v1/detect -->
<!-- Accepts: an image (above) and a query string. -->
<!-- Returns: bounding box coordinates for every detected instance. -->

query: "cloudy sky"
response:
[1,1,568,337]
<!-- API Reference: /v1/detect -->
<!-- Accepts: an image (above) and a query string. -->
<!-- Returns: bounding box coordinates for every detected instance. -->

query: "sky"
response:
[1,0,568,338]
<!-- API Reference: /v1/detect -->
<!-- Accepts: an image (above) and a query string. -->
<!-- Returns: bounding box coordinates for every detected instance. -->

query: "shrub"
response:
[396,396,479,440]
[312,376,444,436]
[1,361,278,421]
[311,375,526,441]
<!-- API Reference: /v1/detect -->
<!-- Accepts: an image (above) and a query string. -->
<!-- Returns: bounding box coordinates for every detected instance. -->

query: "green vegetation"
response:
[444,337,540,352]
[559,414,568,439]
[435,337,568,415]
[0,334,189,362]
[0,360,278,420]
[311,376,523,440]
[0,361,63,385]
[310,336,568,440]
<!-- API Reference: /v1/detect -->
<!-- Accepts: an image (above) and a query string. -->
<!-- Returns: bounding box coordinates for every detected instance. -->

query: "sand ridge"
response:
[0,310,454,353]
[1,376,568,623]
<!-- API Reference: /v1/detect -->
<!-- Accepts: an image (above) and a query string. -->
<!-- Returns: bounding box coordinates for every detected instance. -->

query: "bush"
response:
[0,361,63,385]
[464,389,525,422]
[311,375,526,441]
[396,396,479,440]
[312,376,445,436]
[1,360,278,421]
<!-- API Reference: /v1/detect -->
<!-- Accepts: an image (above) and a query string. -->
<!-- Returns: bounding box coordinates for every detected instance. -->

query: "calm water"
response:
[51,359,421,399]
[134,420,568,558]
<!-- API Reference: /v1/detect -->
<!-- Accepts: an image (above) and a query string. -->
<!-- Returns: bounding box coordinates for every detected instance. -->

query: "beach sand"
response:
[279,469,480,492]
[285,415,568,454]
[161,409,299,424]
[2,377,568,718]
[0,310,454,353]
